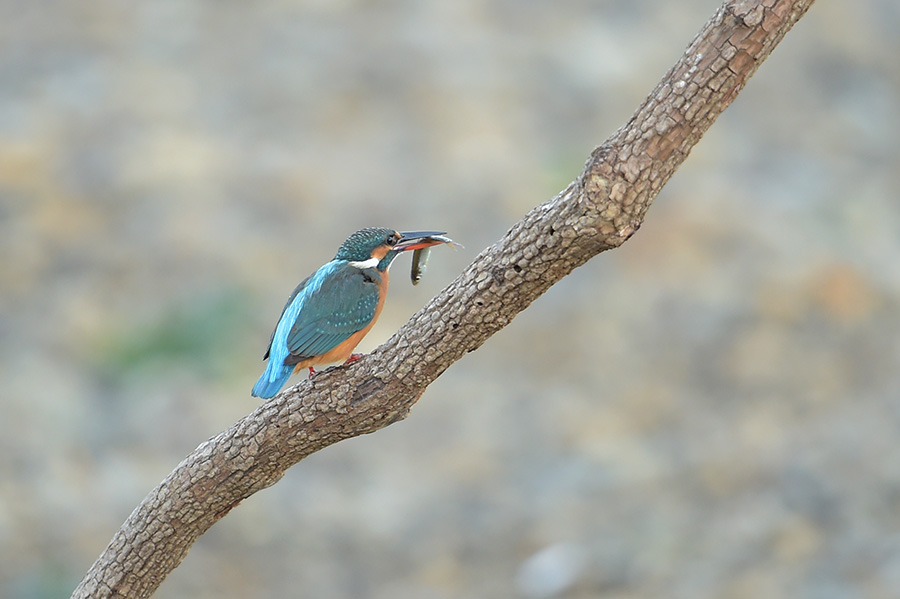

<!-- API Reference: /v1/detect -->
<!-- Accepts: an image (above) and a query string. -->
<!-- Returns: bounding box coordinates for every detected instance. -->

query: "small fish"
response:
[408,234,462,285]
[411,247,431,285]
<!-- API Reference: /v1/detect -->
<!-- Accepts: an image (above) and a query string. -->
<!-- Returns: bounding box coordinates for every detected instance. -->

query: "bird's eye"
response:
[386,235,397,246]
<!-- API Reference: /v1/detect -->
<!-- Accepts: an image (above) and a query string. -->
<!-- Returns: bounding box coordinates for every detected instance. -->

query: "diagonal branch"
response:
[72,1,816,597]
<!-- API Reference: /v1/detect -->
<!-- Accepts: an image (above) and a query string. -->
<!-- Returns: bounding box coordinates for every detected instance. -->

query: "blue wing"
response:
[284,266,379,363]
[253,270,318,398]
[272,261,380,365]
[252,262,380,398]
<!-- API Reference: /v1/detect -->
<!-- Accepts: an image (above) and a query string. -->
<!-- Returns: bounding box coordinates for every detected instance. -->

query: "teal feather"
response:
[284,266,379,361]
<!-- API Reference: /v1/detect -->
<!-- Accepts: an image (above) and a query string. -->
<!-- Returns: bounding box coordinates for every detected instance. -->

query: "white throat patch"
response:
[348,257,380,269]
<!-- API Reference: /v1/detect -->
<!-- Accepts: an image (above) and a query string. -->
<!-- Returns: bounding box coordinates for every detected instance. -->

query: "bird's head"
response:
[335,227,449,271]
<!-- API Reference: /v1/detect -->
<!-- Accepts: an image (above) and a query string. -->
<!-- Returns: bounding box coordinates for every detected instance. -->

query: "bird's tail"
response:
[251,361,294,398]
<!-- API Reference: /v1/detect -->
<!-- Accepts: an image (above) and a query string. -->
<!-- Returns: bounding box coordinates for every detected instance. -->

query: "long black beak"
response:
[394,230,450,252]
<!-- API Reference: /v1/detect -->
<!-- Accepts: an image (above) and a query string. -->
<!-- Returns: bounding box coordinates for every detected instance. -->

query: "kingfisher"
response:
[251,227,452,398]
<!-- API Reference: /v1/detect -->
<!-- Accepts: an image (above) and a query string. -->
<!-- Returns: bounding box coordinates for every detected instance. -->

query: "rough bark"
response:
[72,0,816,597]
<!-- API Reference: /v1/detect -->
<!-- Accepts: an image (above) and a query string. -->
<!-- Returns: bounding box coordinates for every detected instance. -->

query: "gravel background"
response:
[3,1,900,598]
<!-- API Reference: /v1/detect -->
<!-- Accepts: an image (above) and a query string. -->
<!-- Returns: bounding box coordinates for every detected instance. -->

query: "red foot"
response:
[307,366,317,378]
[344,353,364,364]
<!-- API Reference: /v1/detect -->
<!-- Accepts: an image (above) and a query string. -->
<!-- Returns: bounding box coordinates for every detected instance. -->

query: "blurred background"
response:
[2,0,899,597]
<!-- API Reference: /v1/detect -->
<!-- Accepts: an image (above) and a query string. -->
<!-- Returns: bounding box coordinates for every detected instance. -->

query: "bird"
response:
[251,227,452,398]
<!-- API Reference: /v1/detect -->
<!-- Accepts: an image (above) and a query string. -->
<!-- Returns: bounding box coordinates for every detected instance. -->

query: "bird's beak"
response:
[394,230,451,252]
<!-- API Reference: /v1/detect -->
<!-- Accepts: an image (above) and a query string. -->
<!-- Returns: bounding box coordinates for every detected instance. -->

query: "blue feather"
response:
[251,362,294,398]
[284,266,379,357]
[251,262,341,398]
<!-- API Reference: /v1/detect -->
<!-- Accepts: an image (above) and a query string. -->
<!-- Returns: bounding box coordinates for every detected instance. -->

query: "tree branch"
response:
[72,1,815,597]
